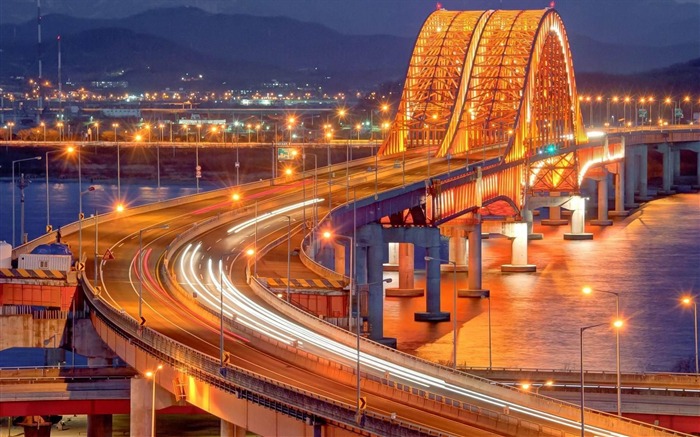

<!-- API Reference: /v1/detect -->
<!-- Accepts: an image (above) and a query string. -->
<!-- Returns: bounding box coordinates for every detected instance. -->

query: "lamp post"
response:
[283,216,292,302]
[681,296,698,373]
[582,286,622,415]
[323,229,361,421]
[112,123,120,200]
[139,224,170,323]
[12,156,42,246]
[41,121,46,141]
[145,364,163,437]
[425,256,458,369]
[78,185,96,265]
[580,320,622,437]
[304,153,319,238]
[45,146,75,232]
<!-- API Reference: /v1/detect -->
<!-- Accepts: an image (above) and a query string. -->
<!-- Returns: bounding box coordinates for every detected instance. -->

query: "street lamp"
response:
[282,216,293,302]
[322,229,362,422]
[112,123,121,201]
[425,256,458,370]
[40,122,46,141]
[94,121,100,142]
[12,156,42,246]
[145,364,163,437]
[139,224,170,323]
[78,185,96,265]
[681,296,698,373]
[580,320,623,437]
[45,146,75,232]
[582,286,622,416]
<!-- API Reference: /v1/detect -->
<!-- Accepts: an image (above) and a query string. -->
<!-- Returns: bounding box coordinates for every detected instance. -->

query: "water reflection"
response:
[383,193,700,372]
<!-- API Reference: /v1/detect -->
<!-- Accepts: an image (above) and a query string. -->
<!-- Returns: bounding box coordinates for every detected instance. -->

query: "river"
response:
[0,178,698,373]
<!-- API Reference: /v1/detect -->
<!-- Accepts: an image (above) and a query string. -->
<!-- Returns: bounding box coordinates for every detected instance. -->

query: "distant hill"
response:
[0,6,698,92]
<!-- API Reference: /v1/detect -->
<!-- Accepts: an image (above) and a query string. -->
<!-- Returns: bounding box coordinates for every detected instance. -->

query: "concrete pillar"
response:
[564,195,593,240]
[541,206,568,226]
[673,148,681,179]
[697,151,700,186]
[659,144,674,194]
[332,242,347,276]
[501,222,536,272]
[387,242,398,265]
[610,162,629,217]
[624,147,637,207]
[638,144,649,200]
[220,420,246,437]
[386,243,423,297]
[523,209,542,240]
[415,243,449,322]
[590,171,613,226]
[88,414,112,437]
[367,235,388,344]
[459,222,490,296]
[130,377,151,437]
[448,235,467,268]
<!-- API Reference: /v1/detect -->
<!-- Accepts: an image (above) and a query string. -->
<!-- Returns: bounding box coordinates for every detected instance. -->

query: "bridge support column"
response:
[501,222,536,272]
[523,209,542,240]
[384,242,399,270]
[637,144,650,201]
[87,414,112,437]
[541,206,568,226]
[673,147,681,180]
[415,228,449,322]
[610,162,629,217]
[448,234,468,271]
[624,147,638,208]
[386,243,423,297]
[331,241,347,276]
[367,228,395,346]
[697,151,700,187]
[658,144,675,194]
[590,170,613,226]
[130,377,151,437]
[460,221,489,297]
[564,196,593,240]
[220,420,246,437]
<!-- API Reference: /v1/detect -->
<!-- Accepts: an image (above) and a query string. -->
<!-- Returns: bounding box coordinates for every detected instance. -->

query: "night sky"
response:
[2,0,699,45]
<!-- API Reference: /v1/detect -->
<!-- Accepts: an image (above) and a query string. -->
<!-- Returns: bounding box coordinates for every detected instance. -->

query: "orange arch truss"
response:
[378,8,587,163]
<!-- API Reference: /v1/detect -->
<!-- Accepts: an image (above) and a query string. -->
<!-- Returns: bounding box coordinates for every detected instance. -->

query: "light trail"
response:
[174,219,630,437]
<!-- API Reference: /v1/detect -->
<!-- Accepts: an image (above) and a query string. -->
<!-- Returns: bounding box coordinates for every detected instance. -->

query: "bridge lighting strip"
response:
[176,243,629,436]
[227,198,324,234]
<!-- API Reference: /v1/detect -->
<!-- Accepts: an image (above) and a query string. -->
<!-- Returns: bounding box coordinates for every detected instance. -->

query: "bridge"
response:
[3,7,700,437]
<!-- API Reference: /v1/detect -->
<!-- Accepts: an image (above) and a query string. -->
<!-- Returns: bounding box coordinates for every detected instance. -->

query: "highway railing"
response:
[81,272,451,437]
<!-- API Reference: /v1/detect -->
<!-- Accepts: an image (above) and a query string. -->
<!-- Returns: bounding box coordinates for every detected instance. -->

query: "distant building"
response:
[102,108,141,118]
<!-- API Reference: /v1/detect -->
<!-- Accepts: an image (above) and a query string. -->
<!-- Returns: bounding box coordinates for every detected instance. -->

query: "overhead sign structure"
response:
[278,147,297,161]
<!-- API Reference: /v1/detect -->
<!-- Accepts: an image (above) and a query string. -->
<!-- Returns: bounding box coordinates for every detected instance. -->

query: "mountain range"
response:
[0,7,698,92]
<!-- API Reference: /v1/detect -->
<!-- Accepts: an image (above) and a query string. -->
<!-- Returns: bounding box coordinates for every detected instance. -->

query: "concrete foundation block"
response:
[528,233,544,240]
[589,219,613,226]
[382,263,399,272]
[385,288,424,297]
[541,219,569,226]
[414,311,450,322]
[563,233,594,240]
[458,289,490,298]
[501,264,537,272]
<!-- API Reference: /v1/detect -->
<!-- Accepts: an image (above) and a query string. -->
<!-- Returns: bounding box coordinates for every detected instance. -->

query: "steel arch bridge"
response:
[378,8,609,222]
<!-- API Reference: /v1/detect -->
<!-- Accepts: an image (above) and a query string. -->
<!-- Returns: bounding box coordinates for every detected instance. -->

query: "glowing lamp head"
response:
[67,146,75,153]
[146,371,153,378]
[521,382,531,390]
[613,319,623,329]
[682,297,693,306]
[246,248,255,256]
[135,134,142,141]
[284,168,292,176]
[231,193,241,202]
[582,286,592,295]
[322,231,332,239]
[116,203,125,213]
